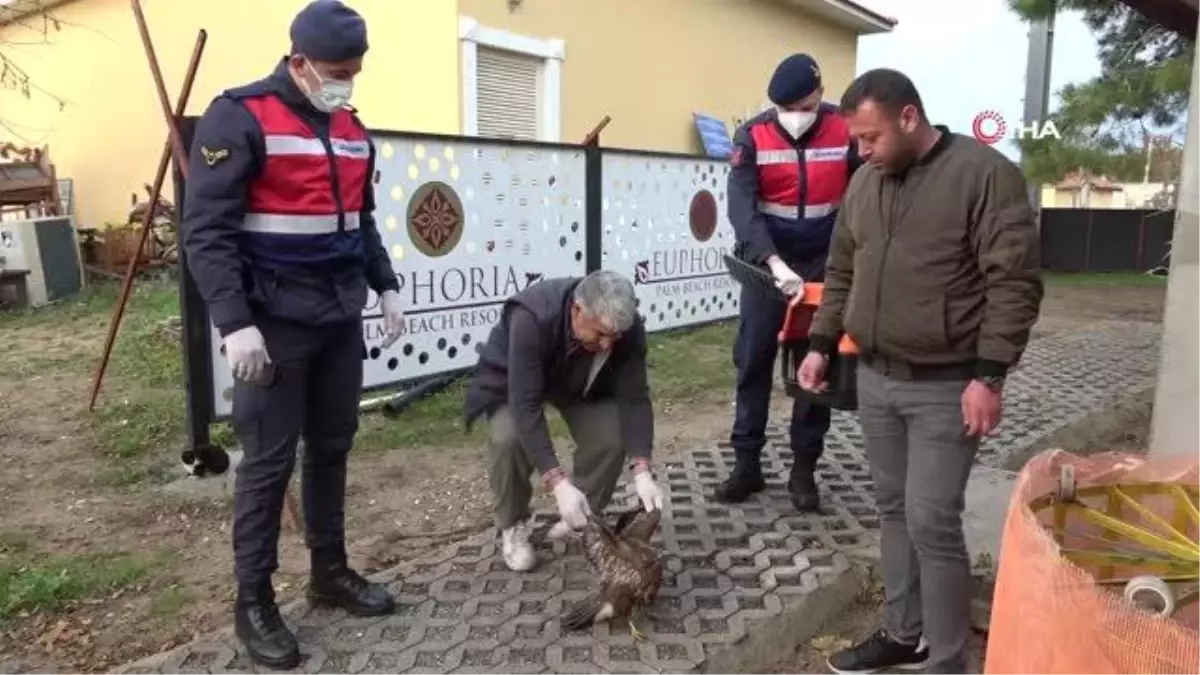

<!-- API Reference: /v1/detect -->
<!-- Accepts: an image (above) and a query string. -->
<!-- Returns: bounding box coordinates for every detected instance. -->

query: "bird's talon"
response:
[630,622,648,642]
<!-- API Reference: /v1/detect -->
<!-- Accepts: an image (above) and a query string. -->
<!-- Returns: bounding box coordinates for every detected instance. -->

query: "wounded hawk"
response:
[561,507,663,641]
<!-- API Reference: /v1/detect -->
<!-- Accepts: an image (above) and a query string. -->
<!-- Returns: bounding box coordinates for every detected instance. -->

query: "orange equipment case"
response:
[776,283,860,411]
[721,254,859,411]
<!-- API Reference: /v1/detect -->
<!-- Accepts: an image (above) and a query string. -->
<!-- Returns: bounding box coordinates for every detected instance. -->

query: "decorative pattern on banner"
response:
[209,136,588,417]
[599,152,739,332]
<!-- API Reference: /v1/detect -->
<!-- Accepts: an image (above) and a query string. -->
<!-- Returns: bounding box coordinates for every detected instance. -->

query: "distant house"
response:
[1040,172,1124,209]
[1040,170,1181,210]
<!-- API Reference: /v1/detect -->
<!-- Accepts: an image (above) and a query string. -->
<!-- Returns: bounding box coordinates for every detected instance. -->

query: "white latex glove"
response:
[223,326,271,382]
[379,289,404,348]
[767,257,805,296]
[633,470,664,512]
[552,479,592,530]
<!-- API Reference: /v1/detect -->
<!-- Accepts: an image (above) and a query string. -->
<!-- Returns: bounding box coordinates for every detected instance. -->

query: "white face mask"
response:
[304,60,354,113]
[777,109,817,139]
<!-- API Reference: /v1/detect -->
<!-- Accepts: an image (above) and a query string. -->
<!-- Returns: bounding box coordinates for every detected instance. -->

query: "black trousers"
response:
[231,314,363,588]
[729,280,831,467]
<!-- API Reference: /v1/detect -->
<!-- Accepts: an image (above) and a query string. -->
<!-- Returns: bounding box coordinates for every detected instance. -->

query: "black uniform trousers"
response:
[729,273,831,469]
[231,312,363,589]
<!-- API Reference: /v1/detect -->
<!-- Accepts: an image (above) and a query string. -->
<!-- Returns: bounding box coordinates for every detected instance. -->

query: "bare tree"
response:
[0,1,70,144]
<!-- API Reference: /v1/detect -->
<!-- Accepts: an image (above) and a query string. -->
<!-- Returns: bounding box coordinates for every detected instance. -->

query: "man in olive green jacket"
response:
[799,69,1043,674]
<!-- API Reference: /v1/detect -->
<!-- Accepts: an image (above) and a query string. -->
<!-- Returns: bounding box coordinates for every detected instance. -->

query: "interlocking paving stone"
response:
[975,320,1160,468]
[117,321,1159,674]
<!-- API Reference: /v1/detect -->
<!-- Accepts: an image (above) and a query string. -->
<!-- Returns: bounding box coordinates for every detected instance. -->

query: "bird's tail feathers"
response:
[562,593,611,632]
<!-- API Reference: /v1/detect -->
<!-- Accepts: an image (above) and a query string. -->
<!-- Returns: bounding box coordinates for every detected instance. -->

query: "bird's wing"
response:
[621,508,662,544]
[582,512,626,572]
[582,524,604,573]
[638,552,664,602]
[566,533,642,625]
[585,513,663,603]
[562,579,637,629]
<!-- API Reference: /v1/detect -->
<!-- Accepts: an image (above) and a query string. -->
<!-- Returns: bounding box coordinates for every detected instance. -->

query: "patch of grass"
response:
[94,462,163,489]
[151,585,190,619]
[107,287,183,388]
[1046,272,1168,286]
[645,321,736,401]
[94,395,186,459]
[0,282,121,331]
[0,278,175,379]
[210,423,237,449]
[355,380,480,452]
[0,353,75,379]
[0,552,156,619]
[85,279,186,459]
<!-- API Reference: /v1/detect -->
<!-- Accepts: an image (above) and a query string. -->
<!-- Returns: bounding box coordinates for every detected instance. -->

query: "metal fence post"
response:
[584,144,603,273]
[173,115,223,472]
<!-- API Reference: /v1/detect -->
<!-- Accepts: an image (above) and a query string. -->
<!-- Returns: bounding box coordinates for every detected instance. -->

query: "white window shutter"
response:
[476,46,541,141]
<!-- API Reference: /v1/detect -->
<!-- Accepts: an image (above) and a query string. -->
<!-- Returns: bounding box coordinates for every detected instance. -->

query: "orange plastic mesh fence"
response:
[985,449,1199,674]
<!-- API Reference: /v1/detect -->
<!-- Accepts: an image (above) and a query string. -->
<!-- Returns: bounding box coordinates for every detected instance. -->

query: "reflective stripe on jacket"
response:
[180,59,399,334]
[749,106,851,225]
[727,104,861,269]
[241,94,370,242]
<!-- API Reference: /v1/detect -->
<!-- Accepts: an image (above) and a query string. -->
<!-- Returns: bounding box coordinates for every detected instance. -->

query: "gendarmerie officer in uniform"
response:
[719,53,862,512]
[181,0,404,667]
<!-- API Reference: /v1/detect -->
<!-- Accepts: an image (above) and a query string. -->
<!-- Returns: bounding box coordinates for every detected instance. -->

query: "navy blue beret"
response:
[290,0,369,63]
[768,53,823,106]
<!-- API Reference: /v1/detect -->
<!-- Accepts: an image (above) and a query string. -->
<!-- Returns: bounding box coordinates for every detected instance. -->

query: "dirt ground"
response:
[0,277,1166,672]
[769,585,991,674]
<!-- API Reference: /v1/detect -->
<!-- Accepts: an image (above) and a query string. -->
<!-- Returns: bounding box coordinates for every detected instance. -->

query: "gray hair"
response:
[574,270,638,332]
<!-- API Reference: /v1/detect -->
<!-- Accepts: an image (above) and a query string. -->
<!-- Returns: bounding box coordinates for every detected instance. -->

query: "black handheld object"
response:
[241,362,276,388]
[721,254,788,305]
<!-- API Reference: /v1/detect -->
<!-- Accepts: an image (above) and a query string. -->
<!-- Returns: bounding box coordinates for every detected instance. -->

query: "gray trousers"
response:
[488,400,627,530]
[857,365,977,674]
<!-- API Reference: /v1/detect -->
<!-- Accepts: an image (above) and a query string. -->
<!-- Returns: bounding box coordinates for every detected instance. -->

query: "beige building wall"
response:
[1118,181,1168,207]
[0,0,461,230]
[456,0,860,152]
[1040,186,1118,209]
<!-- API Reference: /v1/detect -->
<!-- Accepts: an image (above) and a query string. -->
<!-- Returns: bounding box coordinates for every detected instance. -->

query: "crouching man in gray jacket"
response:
[464,270,665,571]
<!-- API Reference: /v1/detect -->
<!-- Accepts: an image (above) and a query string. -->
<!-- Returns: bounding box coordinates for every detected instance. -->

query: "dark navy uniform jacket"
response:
[181,58,399,338]
[728,103,863,280]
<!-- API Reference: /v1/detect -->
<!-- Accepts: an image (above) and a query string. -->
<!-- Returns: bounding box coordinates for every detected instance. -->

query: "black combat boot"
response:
[308,546,395,616]
[789,459,821,513]
[234,583,301,670]
[713,452,766,503]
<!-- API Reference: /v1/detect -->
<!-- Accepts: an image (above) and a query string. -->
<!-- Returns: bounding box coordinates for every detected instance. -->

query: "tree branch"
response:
[0,4,72,119]
[1007,0,1193,184]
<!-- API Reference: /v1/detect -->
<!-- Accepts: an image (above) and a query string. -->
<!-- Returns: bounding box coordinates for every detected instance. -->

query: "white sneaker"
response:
[545,520,573,541]
[501,519,536,572]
